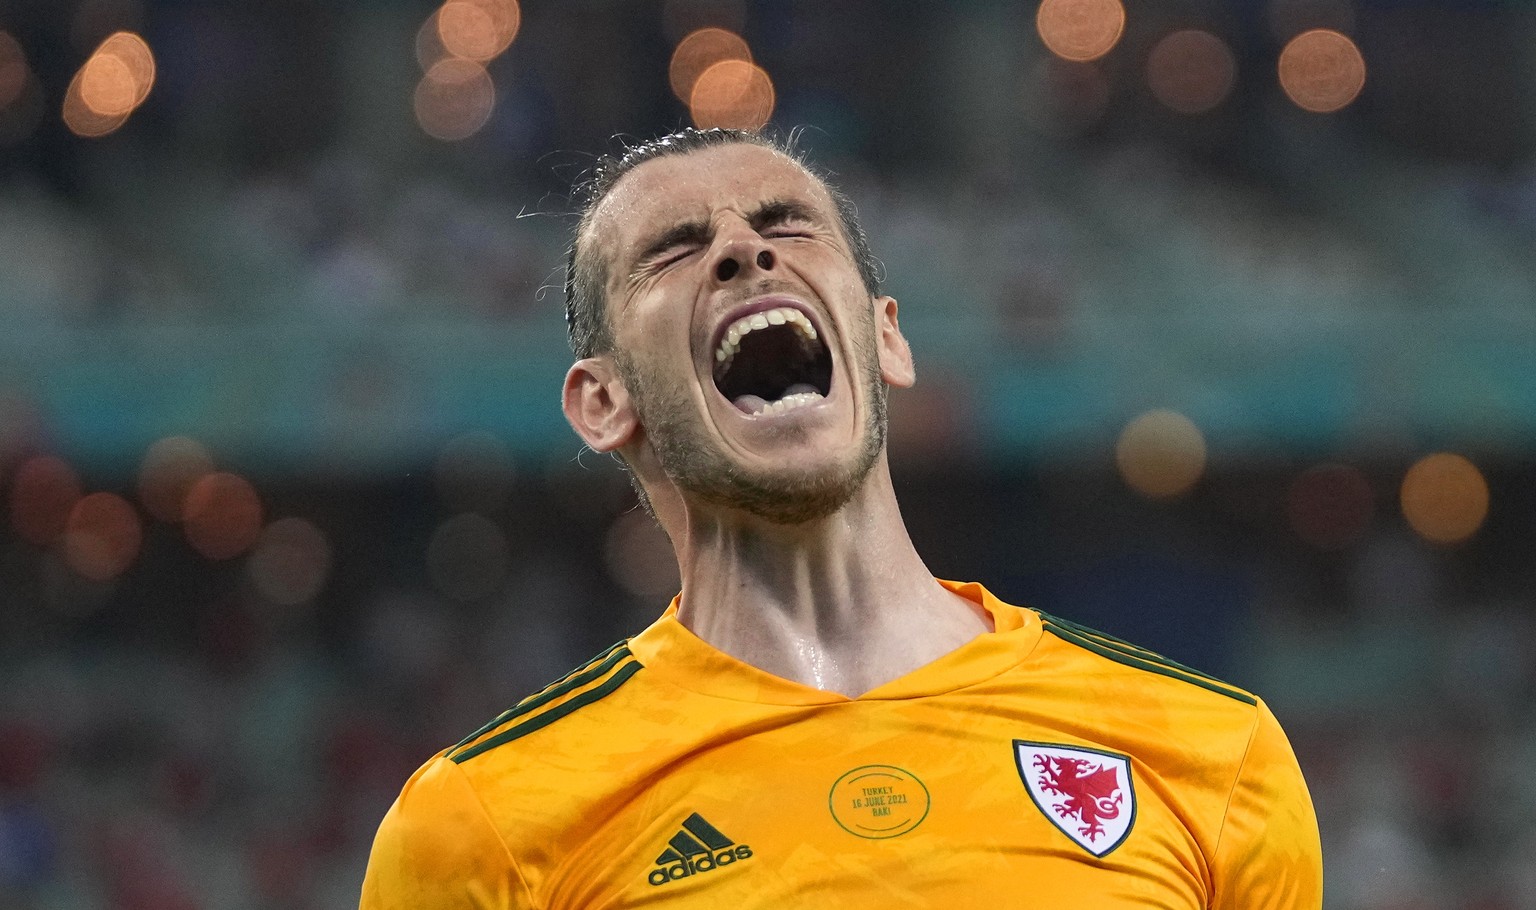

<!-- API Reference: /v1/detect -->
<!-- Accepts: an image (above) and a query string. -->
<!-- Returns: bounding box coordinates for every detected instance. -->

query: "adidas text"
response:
[647,846,753,886]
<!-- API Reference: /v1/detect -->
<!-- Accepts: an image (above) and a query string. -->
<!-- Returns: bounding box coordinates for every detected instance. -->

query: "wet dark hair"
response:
[563,127,882,359]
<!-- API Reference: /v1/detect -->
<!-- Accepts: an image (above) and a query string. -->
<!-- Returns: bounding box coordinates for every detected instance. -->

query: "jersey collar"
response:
[626,580,1044,705]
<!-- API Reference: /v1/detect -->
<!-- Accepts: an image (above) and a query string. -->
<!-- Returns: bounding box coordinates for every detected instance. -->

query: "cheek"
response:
[798,245,866,294]
[617,286,693,349]
[614,305,705,400]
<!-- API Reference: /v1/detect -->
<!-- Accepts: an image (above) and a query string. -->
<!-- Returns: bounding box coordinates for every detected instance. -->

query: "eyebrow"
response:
[751,199,821,231]
[634,219,710,267]
[631,198,824,269]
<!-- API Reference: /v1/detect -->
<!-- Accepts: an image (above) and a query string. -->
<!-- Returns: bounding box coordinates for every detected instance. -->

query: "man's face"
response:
[582,143,902,524]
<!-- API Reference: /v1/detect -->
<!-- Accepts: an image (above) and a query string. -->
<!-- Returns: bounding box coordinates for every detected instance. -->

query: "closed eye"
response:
[655,246,700,268]
[753,200,823,239]
[635,220,710,273]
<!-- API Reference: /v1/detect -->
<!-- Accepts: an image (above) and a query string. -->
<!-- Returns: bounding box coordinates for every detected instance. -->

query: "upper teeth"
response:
[715,306,818,364]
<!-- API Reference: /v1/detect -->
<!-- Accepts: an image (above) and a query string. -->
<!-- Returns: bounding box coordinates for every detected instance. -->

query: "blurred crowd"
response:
[0,150,560,326]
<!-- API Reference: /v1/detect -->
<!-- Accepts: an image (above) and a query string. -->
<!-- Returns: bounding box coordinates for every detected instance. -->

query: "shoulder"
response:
[448,639,646,766]
[1022,608,1320,896]
[1029,608,1260,712]
[360,754,532,909]
[362,641,653,908]
[1022,609,1274,826]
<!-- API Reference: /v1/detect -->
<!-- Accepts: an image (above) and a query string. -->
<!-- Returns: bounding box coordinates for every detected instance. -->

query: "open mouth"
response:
[712,306,833,416]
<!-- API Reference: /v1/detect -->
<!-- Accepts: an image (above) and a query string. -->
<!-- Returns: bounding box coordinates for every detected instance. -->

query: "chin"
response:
[677,430,884,526]
[695,467,863,525]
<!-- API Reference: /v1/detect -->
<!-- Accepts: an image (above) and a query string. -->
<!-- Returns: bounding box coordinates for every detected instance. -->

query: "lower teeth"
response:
[732,390,824,416]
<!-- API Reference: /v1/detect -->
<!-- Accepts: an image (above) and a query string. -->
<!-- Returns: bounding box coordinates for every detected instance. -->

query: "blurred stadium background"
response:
[1,0,1534,906]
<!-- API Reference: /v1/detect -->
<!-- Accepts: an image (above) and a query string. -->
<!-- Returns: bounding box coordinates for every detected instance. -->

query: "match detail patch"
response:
[827,764,931,839]
[1014,740,1136,857]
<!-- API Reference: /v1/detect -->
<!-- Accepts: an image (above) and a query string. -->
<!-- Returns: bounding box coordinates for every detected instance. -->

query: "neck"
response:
[669,457,990,697]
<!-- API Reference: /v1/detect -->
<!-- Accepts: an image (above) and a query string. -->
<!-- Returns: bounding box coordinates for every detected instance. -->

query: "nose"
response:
[711,227,776,283]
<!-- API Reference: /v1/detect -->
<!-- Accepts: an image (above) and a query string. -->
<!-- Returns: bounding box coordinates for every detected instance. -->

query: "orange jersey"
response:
[360,580,1322,908]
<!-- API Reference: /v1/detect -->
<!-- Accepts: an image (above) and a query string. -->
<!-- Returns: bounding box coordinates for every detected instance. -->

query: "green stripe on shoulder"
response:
[452,658,642,763]
[448,642,638,765]
[1039,615,1256,706]
[1037,611,1236,688]
[451,639,629,752]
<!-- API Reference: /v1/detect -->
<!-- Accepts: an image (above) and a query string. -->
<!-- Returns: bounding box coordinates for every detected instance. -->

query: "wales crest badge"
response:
[1014,740,1136,857]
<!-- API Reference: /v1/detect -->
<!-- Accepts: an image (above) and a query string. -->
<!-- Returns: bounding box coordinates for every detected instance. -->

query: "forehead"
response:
[586,143,837,261]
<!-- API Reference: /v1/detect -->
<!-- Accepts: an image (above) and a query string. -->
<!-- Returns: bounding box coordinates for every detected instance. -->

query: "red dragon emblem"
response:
[1034,754,1122,841]
[1015,741,1135,857]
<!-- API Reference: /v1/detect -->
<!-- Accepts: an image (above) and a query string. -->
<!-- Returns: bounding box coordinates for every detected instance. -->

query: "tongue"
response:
[732,394,768,414]
[784,383,819,397]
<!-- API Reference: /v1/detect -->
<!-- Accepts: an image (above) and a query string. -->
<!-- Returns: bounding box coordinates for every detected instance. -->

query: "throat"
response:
[673,525,991,696]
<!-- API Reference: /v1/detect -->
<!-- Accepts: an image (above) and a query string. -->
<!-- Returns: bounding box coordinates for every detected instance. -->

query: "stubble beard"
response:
[616,310,887,526]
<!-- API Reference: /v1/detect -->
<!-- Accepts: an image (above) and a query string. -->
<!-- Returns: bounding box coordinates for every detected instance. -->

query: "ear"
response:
[874,296,915,389]
[562,356,640,452]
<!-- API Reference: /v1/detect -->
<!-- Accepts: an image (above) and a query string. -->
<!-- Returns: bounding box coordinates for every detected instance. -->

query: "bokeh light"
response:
[1115,409,1207,499]
[1286,463,1374,550]
[1036,0,1126,63]
[689,59,775,130]
[603,510,680,601]
[669,27,752,103]
[107,30,153,88]
[183,472,264,560]
[416,11,451,71]
[438,1,497,61]
[0,32,28,110]
[62,31,154,137]
[247,517,332,606]
[1146,29,1236,114]
[62,70,127,137]
[1278,28,1365,113]
[437,0,520,62]
[9,456,84,546]
[433,431,515,514]
[414,57,496,141]
[80,48,136,116]
[85,32,153,113]
[0,64,41,146]
[63,492,142,582]
[1400,453,1488,545]
[138,436,214,523]
[427,512,509,601]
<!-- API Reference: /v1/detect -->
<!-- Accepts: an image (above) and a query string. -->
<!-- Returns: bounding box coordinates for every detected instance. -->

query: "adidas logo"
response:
[647,813,753,887]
